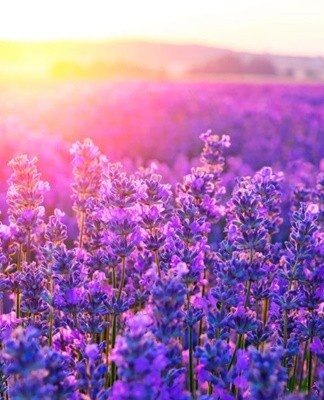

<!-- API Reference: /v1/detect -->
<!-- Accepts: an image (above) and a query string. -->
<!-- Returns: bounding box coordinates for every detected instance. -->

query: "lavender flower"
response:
[109,314,168,400]
[196,339,232,385]
[70,138,106,247]
[151,277,186,343]
[247,347,287,400]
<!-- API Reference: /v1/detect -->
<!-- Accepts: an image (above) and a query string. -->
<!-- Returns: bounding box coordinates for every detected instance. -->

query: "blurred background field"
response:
[0,79,323,220]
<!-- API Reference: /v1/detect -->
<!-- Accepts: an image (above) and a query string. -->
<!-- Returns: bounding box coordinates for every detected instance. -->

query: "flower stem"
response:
[228,333,243,371]
[188,325,195,399]
[112,266,116,289]
[244,279,252,309]
[299,341,308,390]
[262,297,269,326]
[198,268,207,346]
[26,228,31,264]
[288,354,298,392]
[48,308,54,346]
[307,338,313,394]
[78,210,85,248]
[48,271,54,346]
[73,312,78,329]
[16,244,23,319]
[208,382,213,395]
[105,316,111,388]
[117,256,126,301]
[110,314,118,386]
[283,310,288,349]
[154,250,161,278]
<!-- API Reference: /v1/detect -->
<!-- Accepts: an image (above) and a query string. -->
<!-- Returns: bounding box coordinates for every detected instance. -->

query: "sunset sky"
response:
[0,0,323,56]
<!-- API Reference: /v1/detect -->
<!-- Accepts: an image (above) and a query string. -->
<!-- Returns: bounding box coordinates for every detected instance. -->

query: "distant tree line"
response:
[190,54,277,75]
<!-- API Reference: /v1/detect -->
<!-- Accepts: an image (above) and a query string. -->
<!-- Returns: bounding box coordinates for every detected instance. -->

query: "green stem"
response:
[112,266,116,289]
[117,256,126,301]
[48,272,54,346]
[307,339,313,394]
[299,341,308,390]
[283,310,288,349]
[110,314,118,386]
[188,325,195,399]
[16,244,23,319]
[288,354,298,392]
[282,310,289,368]
[284,310,288,349]
[228,333,243,371]
[105,315,111,388]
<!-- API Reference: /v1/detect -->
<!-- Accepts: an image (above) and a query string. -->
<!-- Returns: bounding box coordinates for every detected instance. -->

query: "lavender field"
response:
[0,81,324,399]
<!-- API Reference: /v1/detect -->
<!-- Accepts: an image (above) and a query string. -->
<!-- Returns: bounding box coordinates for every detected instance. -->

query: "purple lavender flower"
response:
[109,314,168,400]
[3,326,76,399]
[199,131,230,171]
[19,261,48,315]
[76,343,107,399]
[7,155,49,226]
[247,347,287,400]
[6,155,49,288]
[102,174,140,209]
[152,277,186,343]
[196,339,232,385]
[70,138,106,248]
[3,327,44,377]
[253,167,284,236]
[44,208,68,246]
[227,306,258,335]
[70,138,106,213]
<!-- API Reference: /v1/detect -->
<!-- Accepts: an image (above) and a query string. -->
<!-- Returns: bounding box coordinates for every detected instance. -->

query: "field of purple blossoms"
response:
[0,81,324,220]
[0,128,324,400]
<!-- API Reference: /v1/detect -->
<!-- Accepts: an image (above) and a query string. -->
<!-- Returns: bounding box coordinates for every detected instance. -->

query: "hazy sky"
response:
[0,0,324,56]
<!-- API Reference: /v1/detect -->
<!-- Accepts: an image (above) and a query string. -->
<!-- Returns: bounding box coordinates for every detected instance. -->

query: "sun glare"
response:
[0,0,162,80]
[0,1,144,41]
[0,0,323,55]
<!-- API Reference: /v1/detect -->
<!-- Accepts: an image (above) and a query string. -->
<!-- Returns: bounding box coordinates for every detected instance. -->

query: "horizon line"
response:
[0,37,323,60]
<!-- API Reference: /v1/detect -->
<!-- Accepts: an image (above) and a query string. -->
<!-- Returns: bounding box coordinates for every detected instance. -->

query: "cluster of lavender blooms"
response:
[1,130,324,400]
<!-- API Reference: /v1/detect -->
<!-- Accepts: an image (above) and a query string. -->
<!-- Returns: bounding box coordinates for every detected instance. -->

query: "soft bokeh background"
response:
[0,0,323,223]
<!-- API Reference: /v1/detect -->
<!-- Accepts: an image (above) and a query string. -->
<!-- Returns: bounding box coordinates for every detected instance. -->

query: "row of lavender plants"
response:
[0,131,324,399]
[1,82,324,214]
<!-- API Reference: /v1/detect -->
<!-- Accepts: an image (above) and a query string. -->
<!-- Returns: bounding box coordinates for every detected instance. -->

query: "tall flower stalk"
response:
[70,139,106,249]
[7,155,49,319]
